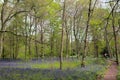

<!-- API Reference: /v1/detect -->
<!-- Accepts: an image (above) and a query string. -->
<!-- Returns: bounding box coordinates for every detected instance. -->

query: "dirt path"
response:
[103,61,118,80]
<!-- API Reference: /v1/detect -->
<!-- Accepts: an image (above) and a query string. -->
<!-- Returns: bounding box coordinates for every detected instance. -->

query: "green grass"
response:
[117,65,120,80]
[31,60,80,69]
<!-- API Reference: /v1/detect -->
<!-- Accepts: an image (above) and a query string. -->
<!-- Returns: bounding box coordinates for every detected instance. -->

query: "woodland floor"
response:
[103,61,118,80]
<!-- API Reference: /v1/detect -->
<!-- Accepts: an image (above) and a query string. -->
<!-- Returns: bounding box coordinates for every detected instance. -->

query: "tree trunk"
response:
[75,38,79,58]
[40,21,44,58]
[28,16,32,56]
[50,30,54,57]
[112,11,119,65]
[12,34,15,59]
[93,35,98,57]
[66,34,69,57]
[81,0,92,67]
[59,0,66,70]
[34,18,38,59]
[104,20,111,58]
[0,34,3,58]
[25,14,28,60]
[1,35,5,59]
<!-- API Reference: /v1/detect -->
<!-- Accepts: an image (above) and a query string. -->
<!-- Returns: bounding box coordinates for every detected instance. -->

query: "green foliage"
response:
[47,1,61,16]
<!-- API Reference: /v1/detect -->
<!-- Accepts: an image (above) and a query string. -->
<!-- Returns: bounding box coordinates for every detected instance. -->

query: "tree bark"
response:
[93,35,98,57]
[34,18,38,59]
[112,10,119,65]
[104,20,110,57]
[28,16,32,56]
[40,21,44,58]
[81,0,92,67]
[25,14,28,60]
[50,29,54,57]
[59,0,66,70]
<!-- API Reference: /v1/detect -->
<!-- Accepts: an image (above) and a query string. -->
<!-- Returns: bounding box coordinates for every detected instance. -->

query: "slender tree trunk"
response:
[28,16,32,56]
[104,20,111,57]
[24,15,28,60]
[70,33,73,57]
[34,18,38,59]
[15,36,19,59]
[9,34,12,59]
[75,38,79,58]
[93,35,98,57]
[2,35,5,59]
[0,35,3,58]
[0,2,5,56]
[28,37,31,55]
[59,0,66,70]
[12,34,15,59]
[81,0,92,67]
[66,34,69,57]
[50,29,54,57]
[73,17,79,58]
[112,11,119,65]
[65,18,70,58]
[50,36,53,57]
[40,21,44,58]
[70,20,73,57]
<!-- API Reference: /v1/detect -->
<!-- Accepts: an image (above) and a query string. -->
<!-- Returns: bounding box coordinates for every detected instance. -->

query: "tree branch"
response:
[0,30,46,44]
[3,10,29,25]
